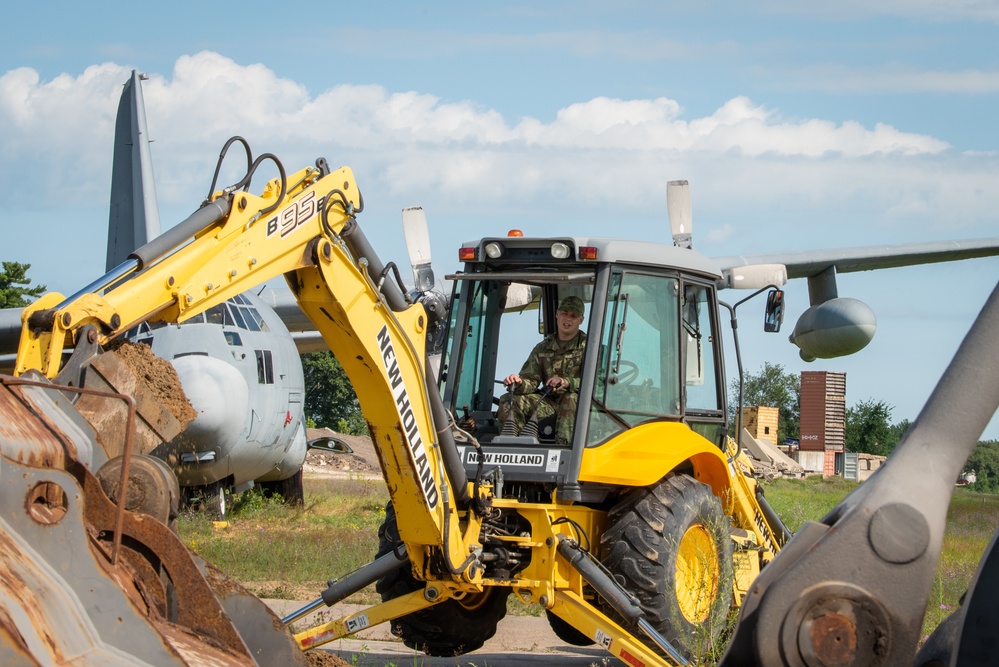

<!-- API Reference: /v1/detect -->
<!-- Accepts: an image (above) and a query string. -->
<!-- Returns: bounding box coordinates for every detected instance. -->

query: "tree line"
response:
[731,361,997,492]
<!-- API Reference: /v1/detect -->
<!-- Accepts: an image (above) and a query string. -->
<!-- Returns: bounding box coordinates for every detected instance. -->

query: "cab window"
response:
[682,281,726,445]
[586,270,680,445]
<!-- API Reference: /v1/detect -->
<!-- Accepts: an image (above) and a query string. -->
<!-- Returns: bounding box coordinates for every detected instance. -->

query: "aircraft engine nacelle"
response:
[788,297,877,362]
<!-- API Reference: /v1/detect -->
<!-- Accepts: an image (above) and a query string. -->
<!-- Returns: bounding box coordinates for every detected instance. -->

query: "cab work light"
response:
[485,242,505,259]
[550,242,570,259]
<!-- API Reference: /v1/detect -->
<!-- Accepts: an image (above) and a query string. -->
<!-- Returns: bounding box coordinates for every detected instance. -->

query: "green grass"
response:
[760,474,858,532]
[176,473,998,649]
[177,476,389,602]
[922,489,997,637]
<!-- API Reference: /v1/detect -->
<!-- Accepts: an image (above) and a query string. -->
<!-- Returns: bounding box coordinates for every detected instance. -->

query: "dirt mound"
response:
[306,651,352,666]
[106,340,197,425]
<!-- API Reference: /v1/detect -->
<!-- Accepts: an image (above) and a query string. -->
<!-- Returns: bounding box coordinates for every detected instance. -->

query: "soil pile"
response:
[107,340,197,425]
[305,651,352,667]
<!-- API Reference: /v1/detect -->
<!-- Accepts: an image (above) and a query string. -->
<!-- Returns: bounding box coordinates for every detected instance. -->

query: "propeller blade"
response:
[666,180,692,249]
[402,206,434,292]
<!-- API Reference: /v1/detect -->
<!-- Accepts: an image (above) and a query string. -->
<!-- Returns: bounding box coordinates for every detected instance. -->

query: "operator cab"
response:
[441,235,728,499]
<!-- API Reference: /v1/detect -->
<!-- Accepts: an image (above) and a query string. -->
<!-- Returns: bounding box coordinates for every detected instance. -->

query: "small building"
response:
[741,406,780,445]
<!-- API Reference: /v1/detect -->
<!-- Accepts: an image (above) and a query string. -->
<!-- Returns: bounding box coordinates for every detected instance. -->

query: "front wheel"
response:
[182,480,231,519]
[375,503,509,656]
[600,473,734,661]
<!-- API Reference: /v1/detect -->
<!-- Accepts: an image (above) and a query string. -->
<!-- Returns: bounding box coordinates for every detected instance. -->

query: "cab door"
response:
[586,269,682,445]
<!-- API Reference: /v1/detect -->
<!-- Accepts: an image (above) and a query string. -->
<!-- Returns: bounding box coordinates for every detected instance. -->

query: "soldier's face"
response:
[556,309,583,339]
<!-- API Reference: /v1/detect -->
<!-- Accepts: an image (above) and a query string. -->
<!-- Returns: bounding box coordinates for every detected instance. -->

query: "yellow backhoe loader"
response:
[4,142,995,666]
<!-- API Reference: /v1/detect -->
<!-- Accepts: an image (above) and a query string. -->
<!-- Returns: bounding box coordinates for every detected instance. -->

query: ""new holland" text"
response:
[377,326,439,509]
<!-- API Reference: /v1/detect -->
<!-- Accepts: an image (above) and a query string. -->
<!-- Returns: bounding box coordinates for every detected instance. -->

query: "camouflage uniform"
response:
[500,330,586,444]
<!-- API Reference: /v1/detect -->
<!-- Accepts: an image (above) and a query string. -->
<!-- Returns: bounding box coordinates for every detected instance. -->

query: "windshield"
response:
[442,275,593,439]
[586,270,681,445]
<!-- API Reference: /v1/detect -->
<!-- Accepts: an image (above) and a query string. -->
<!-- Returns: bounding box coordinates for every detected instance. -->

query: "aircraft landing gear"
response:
[181,480,232,520]
[258,469,305,507]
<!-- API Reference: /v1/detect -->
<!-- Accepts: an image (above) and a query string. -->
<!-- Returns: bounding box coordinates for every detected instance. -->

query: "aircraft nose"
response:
[170,355,249,454]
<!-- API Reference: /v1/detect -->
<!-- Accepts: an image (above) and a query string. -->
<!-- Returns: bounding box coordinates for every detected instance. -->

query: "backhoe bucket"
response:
[0,373,307,666]
[65,339,196,459]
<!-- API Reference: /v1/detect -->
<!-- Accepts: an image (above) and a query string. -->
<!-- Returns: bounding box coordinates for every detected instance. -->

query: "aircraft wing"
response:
[715,237,999,362]
[715,237,999,280]
[253,284,330,354]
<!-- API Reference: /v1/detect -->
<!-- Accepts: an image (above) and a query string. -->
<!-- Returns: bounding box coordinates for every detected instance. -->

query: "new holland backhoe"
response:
[4,141,997,667]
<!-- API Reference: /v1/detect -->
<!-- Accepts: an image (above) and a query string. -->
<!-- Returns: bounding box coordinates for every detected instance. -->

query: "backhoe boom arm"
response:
[15,161,478,583]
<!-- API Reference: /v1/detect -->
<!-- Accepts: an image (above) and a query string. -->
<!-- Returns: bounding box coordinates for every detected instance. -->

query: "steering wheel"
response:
[612,360,639,385]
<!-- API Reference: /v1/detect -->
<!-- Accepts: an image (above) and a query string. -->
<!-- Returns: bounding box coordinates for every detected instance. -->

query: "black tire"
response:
[375,503,510,657]
[600,473,734,661]
[184,480,230,519]
[259,468,305,507]
[546,610,594,646]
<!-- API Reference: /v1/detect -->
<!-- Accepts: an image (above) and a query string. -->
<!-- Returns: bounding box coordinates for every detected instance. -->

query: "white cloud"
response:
[0,52,994,244]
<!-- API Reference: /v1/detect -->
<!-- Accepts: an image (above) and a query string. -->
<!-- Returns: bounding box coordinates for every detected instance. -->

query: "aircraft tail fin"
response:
[106,70,161,271]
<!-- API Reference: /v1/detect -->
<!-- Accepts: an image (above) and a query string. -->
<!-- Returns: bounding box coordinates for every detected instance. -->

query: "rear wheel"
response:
[258,468,304,507]
[600,473,733,661]
[375,503,509,656]
[546,610,594,646]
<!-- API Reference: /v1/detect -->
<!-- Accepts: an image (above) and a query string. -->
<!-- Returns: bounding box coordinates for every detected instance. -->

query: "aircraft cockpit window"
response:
[125,321,166,338]
[255,349,274,384]
[228,302,248,329]
[206,303,226,325]
[224,331,243,346]
[180,313,206,326]
[246,307,270,332]
[242,307,261,331]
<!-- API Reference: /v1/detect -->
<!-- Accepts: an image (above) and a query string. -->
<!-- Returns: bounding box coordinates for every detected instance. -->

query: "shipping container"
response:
[823,449,837,477]
[798,450,825,474]
[799,371,846,452]
[840,452,859,481]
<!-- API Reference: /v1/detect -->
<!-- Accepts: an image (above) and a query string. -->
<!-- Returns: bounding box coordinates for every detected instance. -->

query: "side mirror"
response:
[307,436,353,454]
[764,289,785,333]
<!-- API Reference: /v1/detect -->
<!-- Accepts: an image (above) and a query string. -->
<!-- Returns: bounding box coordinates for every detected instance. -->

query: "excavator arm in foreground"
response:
[16,158,477,584]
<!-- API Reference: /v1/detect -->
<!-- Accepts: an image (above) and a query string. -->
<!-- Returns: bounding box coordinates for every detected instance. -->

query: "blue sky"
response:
[2,1,997,439]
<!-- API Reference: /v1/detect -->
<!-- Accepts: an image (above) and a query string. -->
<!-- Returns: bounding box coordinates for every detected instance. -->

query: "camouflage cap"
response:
[557,296,585,317]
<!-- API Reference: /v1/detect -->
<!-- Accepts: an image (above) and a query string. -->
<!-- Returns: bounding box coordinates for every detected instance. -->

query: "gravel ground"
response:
[269,599,623,667]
